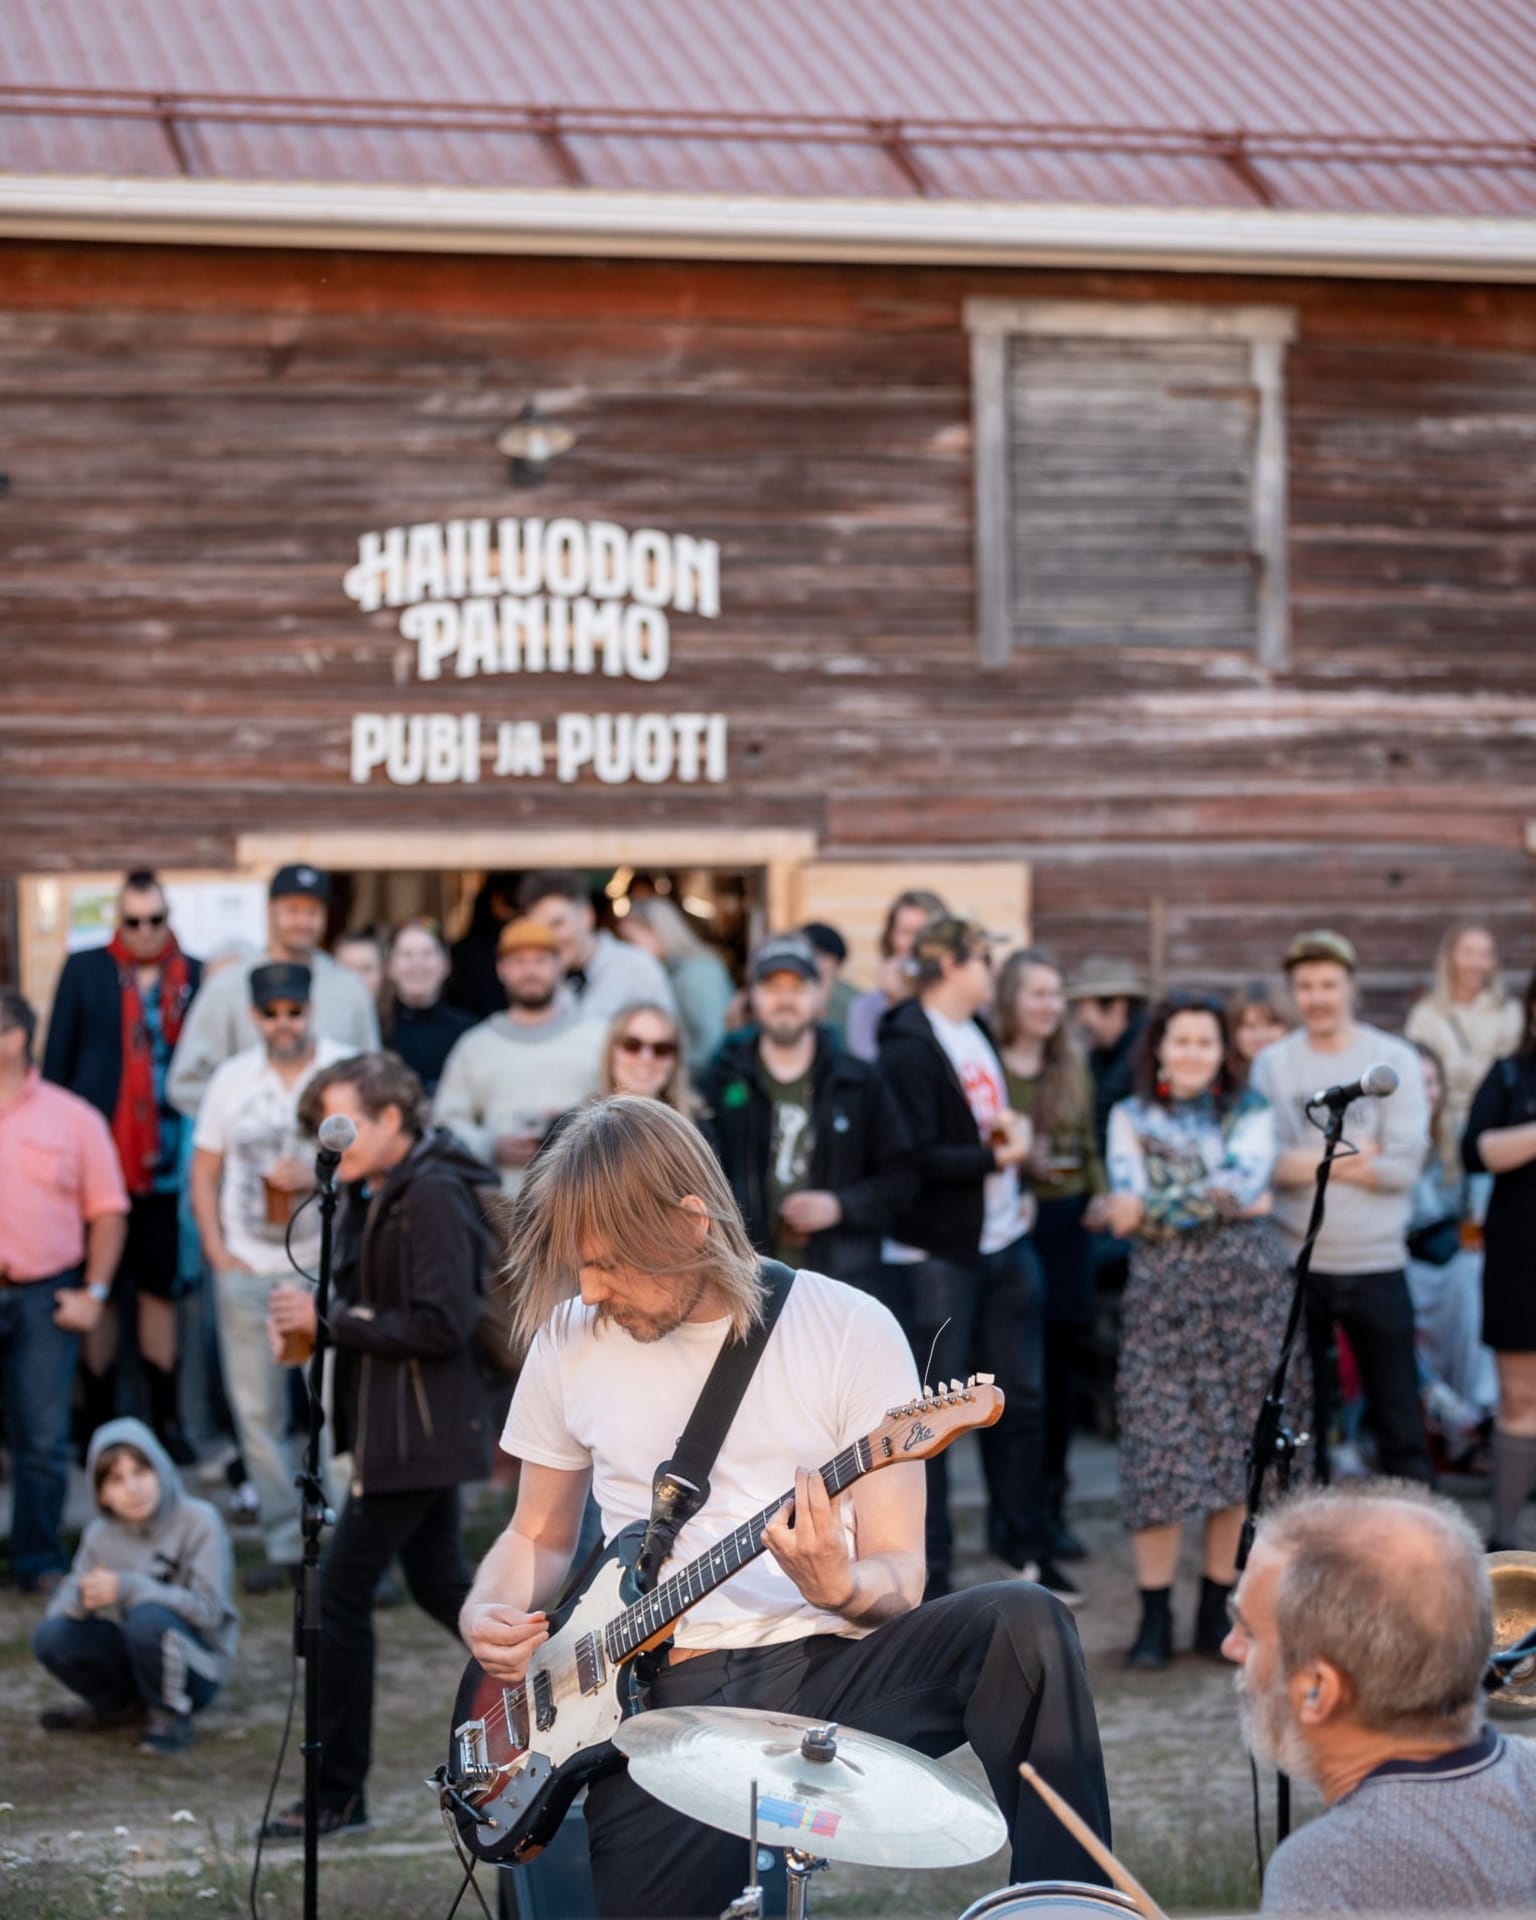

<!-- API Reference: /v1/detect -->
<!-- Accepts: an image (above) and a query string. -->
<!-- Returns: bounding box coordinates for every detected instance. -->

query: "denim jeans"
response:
[0,1269,84,1586]
[905,1235,1047,1580]
[213,1267,346,1564]
[34,1603,221,1716]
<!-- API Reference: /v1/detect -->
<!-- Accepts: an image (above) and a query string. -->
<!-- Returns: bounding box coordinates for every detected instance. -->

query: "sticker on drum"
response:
[958,1884,1143,1920]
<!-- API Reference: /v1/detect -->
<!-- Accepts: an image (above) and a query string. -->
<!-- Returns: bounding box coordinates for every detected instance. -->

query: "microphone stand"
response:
[294,1151,342,1920]
[1237,1098,1347,1850]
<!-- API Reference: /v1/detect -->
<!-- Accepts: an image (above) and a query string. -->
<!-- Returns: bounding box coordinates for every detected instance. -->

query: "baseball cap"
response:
[497,917,561,957]
[750,934,821,985]
[250,961,312,1009]
[269,864,331,904]
[1282,929,1358,974]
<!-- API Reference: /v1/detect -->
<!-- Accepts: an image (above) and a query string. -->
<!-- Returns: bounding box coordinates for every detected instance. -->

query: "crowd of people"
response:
[2,862,1534,1910]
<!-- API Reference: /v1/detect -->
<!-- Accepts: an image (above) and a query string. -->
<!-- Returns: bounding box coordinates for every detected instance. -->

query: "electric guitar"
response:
[443,1375,1003,1863]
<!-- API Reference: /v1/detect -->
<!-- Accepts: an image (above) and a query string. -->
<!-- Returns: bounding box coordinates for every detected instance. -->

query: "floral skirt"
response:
[1117,1217,1310,1533]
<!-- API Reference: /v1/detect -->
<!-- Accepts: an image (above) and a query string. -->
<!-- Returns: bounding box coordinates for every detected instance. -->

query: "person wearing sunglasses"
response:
[603,1003,691,1111]
[42,871,204,1466]
[187,962,353,1592]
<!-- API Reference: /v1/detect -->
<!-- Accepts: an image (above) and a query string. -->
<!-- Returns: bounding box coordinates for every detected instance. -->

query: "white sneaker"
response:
[228,1482,261,1522]
[1015,1560,1085,1610]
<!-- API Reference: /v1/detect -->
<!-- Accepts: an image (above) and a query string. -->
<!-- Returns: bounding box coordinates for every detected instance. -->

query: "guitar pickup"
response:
[532,1668,557,1732]
[575,1631,607,1696]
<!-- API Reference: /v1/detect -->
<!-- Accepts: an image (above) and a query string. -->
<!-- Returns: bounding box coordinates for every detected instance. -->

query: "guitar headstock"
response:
[868,1374,1004,1463]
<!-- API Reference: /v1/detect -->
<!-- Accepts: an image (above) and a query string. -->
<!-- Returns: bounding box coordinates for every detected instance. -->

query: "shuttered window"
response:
[967,300,1296,668]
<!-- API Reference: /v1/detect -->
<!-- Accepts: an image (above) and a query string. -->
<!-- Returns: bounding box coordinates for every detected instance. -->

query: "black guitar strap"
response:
[631,1260,796,1594]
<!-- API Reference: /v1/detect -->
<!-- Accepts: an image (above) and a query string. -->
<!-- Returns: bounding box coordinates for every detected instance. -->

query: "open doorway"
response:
[328,863,767,1015]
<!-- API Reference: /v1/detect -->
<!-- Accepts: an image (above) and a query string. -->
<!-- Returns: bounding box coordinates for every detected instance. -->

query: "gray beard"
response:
[1234,1671,1317,1783]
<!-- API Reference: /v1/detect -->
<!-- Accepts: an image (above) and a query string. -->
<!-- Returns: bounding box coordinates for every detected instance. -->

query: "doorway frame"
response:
[234,828,821,931]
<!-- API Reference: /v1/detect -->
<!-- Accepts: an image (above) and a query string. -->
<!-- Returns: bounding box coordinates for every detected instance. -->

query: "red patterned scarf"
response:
[107,930,192,1195]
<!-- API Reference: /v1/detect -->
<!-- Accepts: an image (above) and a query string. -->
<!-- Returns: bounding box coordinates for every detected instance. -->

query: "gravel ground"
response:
[0,1437,1523,1919]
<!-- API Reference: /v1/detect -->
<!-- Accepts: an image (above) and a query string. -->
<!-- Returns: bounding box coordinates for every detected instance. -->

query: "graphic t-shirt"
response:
[193,1039,352,1272]
[925,1007,1022,1256]
[764,1066,815,1263]
[502,1267,920,1649]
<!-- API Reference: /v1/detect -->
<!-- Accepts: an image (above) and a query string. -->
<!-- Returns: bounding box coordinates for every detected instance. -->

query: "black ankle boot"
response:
[143,1360,197,1466]
[1046,1480,1087,1562]
[76,1365,119,1462]
[1125,1587,1173,1669]
[1195,1576,1233,1658]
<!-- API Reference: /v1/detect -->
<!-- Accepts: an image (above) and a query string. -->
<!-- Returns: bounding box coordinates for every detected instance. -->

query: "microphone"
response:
[1309,1063,1399,1110]
[315,1113,357,1177]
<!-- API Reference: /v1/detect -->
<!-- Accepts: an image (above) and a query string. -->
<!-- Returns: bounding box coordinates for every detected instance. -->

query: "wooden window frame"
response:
[966,298,1298,671]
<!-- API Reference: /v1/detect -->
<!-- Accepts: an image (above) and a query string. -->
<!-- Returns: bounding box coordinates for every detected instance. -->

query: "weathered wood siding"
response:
[1,243,1533,1006]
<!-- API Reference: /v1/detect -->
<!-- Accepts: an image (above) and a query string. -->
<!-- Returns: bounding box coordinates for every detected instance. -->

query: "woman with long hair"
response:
[601,1001,691,1111]
[1107,990,1301,1669]
[1405,1039,1496,1457]
[1407,921,1521,1144]
[617,897,734,1075]
[995,948,1109,1561]
[1225,978,1294,1085]
[380,918,474,1098]
[1464,966,1536,1549]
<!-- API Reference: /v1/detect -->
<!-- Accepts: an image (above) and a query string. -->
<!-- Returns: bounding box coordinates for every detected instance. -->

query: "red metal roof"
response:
[2,0,1534,218]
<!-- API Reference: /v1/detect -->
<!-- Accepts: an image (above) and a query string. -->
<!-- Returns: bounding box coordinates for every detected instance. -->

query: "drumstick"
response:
[1018,1764,1167,1920]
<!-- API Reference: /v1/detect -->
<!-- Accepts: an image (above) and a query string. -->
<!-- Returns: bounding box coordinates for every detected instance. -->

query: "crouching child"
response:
[33,1418,239,1755]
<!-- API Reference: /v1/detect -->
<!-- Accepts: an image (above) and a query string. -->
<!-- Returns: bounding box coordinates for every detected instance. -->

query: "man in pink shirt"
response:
[0,991,129,1593]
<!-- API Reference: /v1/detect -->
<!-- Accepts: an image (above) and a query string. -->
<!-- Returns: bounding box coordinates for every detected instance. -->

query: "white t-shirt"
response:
[925,1007,1023,1256]
[193,1038,352,1273]
[501,1268,921,1651]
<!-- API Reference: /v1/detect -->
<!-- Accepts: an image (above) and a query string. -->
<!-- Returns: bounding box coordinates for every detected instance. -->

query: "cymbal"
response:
[613,1706,1007,1868]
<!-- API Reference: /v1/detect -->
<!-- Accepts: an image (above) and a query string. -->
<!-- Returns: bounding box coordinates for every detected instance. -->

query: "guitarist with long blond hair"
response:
[459,1096,1110,1919]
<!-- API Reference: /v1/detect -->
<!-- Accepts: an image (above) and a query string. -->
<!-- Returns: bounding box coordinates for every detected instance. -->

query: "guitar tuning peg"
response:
[949,1378,963,1393]
[974,1372,995,1386]
[922,1384,934,1401]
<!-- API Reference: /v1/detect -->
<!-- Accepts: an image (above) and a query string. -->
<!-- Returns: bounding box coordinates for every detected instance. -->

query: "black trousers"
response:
[316,1484,471,1809]
[905,1238,1047,1579]
[1305,1267,1434,1484]
[585,1581,1110,1920]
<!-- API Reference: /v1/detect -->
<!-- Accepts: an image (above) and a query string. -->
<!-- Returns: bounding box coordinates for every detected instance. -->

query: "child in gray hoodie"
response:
[33,1417,239,1754]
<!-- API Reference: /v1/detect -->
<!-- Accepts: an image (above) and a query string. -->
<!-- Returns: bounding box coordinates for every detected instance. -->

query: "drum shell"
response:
[958,1883,1142,1920]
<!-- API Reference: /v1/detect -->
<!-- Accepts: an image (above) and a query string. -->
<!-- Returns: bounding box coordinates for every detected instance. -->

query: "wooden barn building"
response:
[2,0,1535,1016]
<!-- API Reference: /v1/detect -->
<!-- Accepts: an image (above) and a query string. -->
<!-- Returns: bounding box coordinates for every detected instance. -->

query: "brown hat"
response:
[1283,929,1358,973]
[497,917,560,957]
[1065,956,1149,1003]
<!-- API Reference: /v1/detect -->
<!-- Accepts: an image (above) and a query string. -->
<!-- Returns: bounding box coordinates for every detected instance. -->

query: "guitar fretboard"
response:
[604,1435,874,1662]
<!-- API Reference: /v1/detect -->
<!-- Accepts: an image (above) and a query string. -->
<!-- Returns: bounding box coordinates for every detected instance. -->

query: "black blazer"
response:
[876,996,1008,1265]
[43,945,204,1122]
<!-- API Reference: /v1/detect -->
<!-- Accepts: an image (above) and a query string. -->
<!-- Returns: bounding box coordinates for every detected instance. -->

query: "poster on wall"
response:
[164,882,269,962]
[68,881,268,960]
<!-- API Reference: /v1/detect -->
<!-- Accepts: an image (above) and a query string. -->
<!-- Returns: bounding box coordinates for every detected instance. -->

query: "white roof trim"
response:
[2,174,1536,280]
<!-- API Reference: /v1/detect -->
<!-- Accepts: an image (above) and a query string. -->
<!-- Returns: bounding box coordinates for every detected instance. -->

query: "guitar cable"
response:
[245,1187,317,1918]
[248,1630,302,1920]
[436,1795,497,1920]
